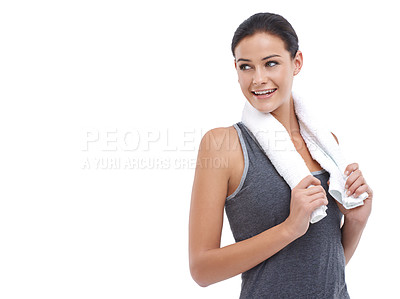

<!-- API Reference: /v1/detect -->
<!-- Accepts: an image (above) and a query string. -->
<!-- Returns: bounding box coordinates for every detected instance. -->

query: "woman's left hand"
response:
[328,162,373,224]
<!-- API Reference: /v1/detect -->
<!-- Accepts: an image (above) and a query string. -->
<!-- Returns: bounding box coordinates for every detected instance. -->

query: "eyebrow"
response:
[236,54,281,63]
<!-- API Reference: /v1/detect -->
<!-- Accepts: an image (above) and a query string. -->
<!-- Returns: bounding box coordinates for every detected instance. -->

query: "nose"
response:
[252,67,268,85]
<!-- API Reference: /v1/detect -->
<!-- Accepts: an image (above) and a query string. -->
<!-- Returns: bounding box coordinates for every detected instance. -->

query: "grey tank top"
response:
[224,122,350,299]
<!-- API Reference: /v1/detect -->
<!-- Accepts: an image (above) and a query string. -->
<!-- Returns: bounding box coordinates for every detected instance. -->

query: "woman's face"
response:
[234,32,303,115]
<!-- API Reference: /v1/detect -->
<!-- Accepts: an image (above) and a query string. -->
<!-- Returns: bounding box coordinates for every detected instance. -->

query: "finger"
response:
[297,175,321,189]
[309,196,328,211]
[344,169,363,190]
[309,193,328,204]
[344,162,359,176]
[353,183,369,198]
[306,185,326,196]
[346,175,365,196]
[327,179,330,186]
[367,185,374,199]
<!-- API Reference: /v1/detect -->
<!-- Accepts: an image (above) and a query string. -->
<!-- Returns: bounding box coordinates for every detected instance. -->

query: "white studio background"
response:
[0,0,398,298]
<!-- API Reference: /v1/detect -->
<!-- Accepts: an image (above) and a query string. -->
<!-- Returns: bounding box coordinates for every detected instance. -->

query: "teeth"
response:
[253,89,276,95]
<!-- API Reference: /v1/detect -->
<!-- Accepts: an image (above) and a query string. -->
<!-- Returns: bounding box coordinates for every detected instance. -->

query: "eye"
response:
[239,64,252,71]
[266,61,278,67]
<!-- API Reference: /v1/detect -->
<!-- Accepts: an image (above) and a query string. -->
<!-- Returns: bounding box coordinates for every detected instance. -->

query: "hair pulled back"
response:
[231,12,299,59]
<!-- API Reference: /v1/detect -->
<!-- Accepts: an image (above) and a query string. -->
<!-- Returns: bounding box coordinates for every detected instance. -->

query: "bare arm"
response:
[330,132,373,265]
[340,190,372,265]
[189,128,328,287]
[341,217,367,265]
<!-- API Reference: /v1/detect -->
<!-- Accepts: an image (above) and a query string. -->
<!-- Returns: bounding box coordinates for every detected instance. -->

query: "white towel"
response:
[241,91,368,223]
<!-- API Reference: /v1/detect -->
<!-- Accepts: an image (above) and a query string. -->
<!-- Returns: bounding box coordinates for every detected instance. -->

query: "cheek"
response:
[237,73,251,90]
[274,68,292,87]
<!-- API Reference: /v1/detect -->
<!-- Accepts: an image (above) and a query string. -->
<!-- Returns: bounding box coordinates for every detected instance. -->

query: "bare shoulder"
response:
[195,125,242,179]
[199,125,240,156]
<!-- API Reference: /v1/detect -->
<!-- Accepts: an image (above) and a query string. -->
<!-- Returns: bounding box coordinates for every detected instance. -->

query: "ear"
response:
[331,132,339,145]
[293,50,303,76]
[234,59,240,82]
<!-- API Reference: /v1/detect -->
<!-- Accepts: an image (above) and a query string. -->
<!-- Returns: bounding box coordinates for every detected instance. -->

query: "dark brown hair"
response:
[231,12,299,59]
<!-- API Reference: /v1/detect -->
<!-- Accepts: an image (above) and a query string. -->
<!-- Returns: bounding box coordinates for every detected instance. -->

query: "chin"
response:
[246,97,275,113]
[249,101,276,114]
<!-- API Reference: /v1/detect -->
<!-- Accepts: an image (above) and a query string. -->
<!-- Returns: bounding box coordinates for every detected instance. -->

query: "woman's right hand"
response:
[284,175,328,238]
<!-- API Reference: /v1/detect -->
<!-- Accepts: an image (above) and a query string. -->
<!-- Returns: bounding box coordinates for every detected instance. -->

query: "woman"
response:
[188,12,373,298]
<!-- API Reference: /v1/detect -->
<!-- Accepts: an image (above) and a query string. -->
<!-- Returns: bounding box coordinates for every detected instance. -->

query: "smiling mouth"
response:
[251,88,277,96]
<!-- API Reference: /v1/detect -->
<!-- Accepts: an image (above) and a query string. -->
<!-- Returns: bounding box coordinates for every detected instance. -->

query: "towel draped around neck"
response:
[241,91,368,223]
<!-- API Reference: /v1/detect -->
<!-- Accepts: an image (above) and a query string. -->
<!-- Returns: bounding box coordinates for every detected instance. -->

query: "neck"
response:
[271,94,300,137]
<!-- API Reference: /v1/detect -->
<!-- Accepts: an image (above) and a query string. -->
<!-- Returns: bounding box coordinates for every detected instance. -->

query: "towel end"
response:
[310,205,328,224]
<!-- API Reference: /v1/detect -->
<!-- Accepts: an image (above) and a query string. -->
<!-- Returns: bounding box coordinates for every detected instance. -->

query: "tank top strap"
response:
[234,121,270,165]
[235,121,267,156]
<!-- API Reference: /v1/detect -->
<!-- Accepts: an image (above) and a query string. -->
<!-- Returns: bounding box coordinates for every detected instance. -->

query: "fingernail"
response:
[345,185,348,189]
[345,171,349,176]
[346,190,351,195]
